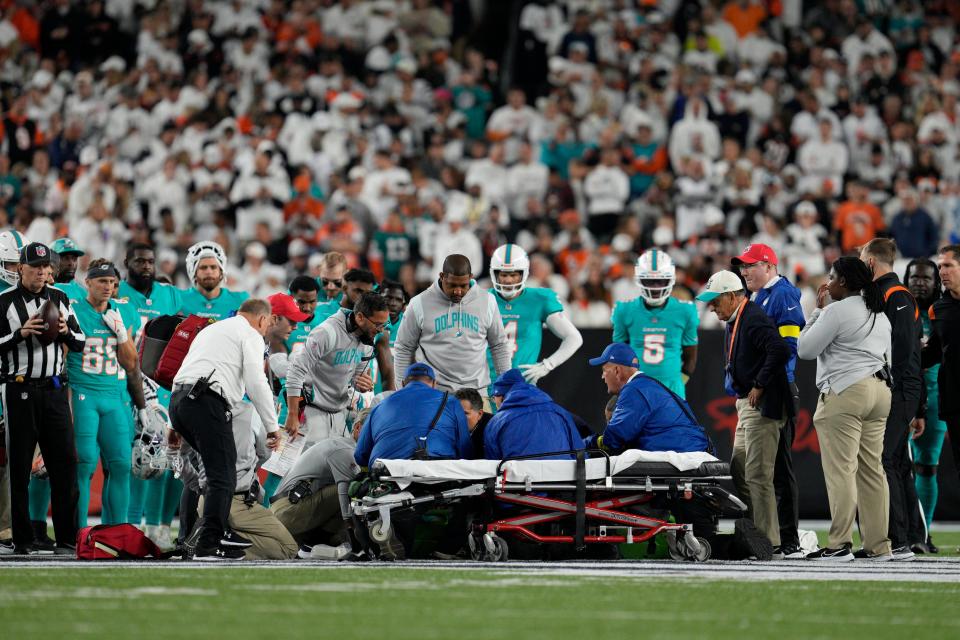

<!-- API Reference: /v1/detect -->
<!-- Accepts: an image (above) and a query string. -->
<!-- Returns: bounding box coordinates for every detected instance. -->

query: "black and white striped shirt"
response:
[0,284,85,381]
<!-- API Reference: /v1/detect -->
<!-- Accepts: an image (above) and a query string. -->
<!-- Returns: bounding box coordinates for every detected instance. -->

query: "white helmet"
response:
[185,240,227,284]
[489,244,530,298]
[635,248,676,306]
[0,230,28,285]
[131,404,171,480]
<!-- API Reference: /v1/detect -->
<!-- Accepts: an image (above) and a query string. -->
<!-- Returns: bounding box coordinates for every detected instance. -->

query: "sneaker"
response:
[54,543,76,556]
[853,548,893,561]
[776,544,805,559]
[298,543,351,560]
[891,545,916,562]
[926,536,939,554]
[806,545,854,561]
[910,541,929,555]
[220,531,253,548]
[733,518,773,561]
[27,540,56,555]
[0,539,14,555]
[194,545,245,561]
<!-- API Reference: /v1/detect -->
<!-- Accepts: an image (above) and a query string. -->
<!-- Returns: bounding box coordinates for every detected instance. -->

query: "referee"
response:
[0,242,85,553]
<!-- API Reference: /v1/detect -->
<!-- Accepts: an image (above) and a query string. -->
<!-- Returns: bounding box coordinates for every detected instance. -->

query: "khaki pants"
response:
[199,495,299,560]
[731,398,782,547]
[271,484,345,545]
[814,376,892,555]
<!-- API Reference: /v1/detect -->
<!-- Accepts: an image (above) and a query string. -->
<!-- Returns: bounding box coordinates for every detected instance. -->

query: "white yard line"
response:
[4,558,960,582]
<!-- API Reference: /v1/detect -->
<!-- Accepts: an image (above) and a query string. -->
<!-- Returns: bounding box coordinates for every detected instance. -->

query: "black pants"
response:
[883,394,921,548]
[4,380,78,546]
[170,389,236,551]
[774,417,800,549]
[587,212,621,243]
[949,417,960,483]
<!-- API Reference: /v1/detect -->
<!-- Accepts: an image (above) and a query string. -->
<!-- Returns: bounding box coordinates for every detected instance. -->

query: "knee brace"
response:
[914,463,937,477]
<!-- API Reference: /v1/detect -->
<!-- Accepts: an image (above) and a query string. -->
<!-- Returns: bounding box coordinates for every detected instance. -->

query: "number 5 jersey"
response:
[611,296,699,398]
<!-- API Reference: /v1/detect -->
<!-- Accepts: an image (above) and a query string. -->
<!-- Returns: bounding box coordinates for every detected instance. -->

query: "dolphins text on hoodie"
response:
[393,279,512,391]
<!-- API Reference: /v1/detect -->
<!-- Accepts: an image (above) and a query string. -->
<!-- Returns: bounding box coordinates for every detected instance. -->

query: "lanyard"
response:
[726,299,748,362]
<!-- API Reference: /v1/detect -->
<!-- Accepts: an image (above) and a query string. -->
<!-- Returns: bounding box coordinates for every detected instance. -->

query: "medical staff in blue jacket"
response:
[585,344,709,453]
[354,363,472,467]
[484,369,583,460]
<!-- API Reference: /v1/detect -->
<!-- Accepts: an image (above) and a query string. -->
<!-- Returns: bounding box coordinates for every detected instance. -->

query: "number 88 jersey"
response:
[611,296,699,398]
[67,297,140,394]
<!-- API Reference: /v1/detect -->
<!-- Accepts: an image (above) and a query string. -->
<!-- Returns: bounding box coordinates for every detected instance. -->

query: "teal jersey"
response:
[488,287,564,375]
[117,280,183,340]
[55,280,87,304]
[312,298,343,326]
[921,312,940,390]
[0,281,9,292]
[611,296,699,397]
[385,311,403,348]
[68,297,139,394]
[373,230,417,280]
[285,310,326,359]
[318,288,344,305]
[178,286,249,320]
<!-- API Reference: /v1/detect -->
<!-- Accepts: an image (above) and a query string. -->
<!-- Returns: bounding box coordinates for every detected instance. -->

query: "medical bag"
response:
[76,524,167,560]
[139,314,215,389]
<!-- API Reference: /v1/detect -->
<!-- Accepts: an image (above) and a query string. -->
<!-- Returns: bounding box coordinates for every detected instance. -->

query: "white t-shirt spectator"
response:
[583,164,630,216]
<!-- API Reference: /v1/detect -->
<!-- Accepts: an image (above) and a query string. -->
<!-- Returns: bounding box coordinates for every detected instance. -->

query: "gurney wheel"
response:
[692,537,711,562]
[468,533,485,561]
[370,520,393,544]
[483,534,509,562]
[668,532,712,562]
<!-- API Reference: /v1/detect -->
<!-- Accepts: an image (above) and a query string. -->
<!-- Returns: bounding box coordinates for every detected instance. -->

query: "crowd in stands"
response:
[1,0,959,328]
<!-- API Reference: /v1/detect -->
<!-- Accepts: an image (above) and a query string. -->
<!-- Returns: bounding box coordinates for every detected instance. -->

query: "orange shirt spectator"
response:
[722,0,767,39]
[834,199,885,253]
[284,174,324,221]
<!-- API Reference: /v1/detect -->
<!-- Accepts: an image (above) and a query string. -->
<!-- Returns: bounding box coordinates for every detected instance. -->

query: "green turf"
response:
[1,567,957,640]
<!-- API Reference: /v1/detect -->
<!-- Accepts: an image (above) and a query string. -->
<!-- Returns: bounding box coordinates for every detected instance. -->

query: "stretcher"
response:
[352,450,746,562]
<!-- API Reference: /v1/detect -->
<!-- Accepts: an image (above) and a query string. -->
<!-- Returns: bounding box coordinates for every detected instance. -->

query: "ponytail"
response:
[832,257,884,314]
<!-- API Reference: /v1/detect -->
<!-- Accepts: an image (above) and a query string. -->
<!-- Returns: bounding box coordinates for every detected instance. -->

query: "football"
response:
[35,299,61,346]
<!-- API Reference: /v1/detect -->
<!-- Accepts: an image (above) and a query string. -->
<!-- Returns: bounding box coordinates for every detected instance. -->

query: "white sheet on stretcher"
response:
[376,450,719,488]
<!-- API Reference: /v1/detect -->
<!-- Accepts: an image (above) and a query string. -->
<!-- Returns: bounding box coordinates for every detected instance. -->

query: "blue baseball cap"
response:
[491,368,525,397]
[404,362,435,381]
[588,343,640,368]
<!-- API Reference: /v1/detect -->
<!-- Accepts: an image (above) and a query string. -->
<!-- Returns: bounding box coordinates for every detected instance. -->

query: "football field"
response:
[2,556,959,640]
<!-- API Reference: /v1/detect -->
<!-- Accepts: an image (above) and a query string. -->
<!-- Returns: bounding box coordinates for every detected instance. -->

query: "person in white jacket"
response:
[668,96,721,171]
[433,204,483,278]
[583,148,629,241]
[798,118,849,197]
[229,143,290,241]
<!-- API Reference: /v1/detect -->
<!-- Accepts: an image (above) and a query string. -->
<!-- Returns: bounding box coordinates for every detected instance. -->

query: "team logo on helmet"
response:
[635,249,676,306]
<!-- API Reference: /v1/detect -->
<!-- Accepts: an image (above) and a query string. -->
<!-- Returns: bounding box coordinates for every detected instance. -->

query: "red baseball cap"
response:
[267,293,310,322]
[732,243,779,266]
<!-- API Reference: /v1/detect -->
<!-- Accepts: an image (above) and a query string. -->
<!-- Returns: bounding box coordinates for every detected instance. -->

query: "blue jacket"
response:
[354,382,472,467]
[752,276,805,383]
[588,374,709,453]
[890,208,939,259]
[484,383,583,460]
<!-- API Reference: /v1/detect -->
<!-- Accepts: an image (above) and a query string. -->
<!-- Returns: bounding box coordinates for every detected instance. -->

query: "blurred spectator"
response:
[889,189,940,259]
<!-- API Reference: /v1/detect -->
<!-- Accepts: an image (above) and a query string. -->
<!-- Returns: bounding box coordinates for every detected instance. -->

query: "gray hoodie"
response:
[394,279,511,391]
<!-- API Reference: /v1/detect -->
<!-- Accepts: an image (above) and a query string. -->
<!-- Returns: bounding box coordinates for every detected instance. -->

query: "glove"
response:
[519,360,555,384]
[102,309,128,344]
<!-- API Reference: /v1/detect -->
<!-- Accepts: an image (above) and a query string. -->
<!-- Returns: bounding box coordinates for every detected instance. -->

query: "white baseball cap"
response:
[695,270,744,303]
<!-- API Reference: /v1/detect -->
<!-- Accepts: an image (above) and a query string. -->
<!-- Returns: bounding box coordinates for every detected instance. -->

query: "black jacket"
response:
[922,292,960,420]
[877,273,923,402]
[725,300,794,421]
